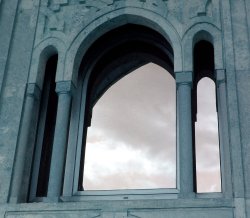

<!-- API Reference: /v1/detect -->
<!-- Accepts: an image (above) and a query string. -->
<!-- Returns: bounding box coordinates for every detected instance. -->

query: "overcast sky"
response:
[83,63,221,193]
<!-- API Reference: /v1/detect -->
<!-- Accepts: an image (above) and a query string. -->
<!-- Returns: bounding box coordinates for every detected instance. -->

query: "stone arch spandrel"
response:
[182,23,223,71]
[64,9,182,84]
[37,0,183,44]
[29,38,66,89]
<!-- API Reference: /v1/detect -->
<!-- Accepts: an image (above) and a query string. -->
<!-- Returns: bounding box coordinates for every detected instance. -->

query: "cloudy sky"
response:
[82,63,221,193]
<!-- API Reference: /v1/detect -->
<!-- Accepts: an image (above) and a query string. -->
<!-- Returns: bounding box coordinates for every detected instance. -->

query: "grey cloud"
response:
[89,63,176,161]
[84,170,176,190]
[85,63,221,191]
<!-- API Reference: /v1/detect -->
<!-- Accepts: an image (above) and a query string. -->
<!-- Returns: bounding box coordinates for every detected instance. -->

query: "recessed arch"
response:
[81,24,174,111]
[29,38,66,89]
[182,23,223,71]
[76,24,174,132]
[193,39,215,81]
[65,23,176,193]
[193,30,214,47]
[64,10,182,84]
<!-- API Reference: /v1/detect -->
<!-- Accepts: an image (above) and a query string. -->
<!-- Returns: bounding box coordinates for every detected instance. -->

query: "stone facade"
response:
[0,0,250,217]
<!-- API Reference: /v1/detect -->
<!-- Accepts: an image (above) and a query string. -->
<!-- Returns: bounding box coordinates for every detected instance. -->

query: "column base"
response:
[42,196,61,203]
[178,192,195,198]
[8,197,18,203]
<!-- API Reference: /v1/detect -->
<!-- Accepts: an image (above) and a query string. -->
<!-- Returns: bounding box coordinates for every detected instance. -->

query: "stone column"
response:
[176,71,194,198]
[47,81,74,201]
[9,83,41,203]
[215,69,233,198]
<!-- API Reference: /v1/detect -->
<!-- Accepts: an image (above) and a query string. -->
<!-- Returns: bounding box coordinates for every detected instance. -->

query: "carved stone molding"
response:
[36,0,219,45]
[38,0,169,38]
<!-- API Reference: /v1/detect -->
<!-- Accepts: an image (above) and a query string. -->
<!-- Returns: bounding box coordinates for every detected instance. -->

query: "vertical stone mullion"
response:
[216,69,233,198]
[176,71,194,198]
[47,81,73,201]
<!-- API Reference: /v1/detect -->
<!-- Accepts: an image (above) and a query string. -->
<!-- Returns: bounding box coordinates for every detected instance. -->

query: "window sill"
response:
[29,190,225,203]
[68,188,179,201]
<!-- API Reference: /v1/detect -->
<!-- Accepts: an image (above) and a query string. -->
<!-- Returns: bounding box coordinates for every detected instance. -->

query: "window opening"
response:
[82,63,176,190]
[195,78,221,192]
[193,40,222,193]
[35,55,58,197]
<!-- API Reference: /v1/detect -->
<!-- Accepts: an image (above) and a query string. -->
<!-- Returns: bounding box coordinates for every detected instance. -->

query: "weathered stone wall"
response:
[0,0,38,203]
[0,0,249,217]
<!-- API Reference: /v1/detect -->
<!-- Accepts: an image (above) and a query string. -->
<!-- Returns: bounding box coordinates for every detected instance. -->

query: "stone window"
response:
[22,26,227,203]
[72,24,177,198]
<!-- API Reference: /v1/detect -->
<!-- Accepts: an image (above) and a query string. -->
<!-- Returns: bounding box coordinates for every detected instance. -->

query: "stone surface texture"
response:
[0,0,249,217]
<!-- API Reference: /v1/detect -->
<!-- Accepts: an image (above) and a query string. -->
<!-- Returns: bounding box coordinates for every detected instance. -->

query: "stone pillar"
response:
[216,69,233,198]
[176,71,194,197]
[47,81,74,201]
[9,83,41,203]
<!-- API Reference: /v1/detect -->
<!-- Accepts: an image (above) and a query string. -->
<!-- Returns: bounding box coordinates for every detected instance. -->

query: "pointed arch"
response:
[182,23,224,72]
[29,38,66,88]
[64,9,182,85]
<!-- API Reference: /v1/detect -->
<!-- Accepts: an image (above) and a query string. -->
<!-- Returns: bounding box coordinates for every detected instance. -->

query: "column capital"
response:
[175,71,193,86]
[56,81,76,95]
[26,83,41,100]
[215,69,226,85]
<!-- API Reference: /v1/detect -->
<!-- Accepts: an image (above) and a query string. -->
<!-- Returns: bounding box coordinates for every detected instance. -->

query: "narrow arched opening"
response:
[193,40,222,193]
[30,54,58,198]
